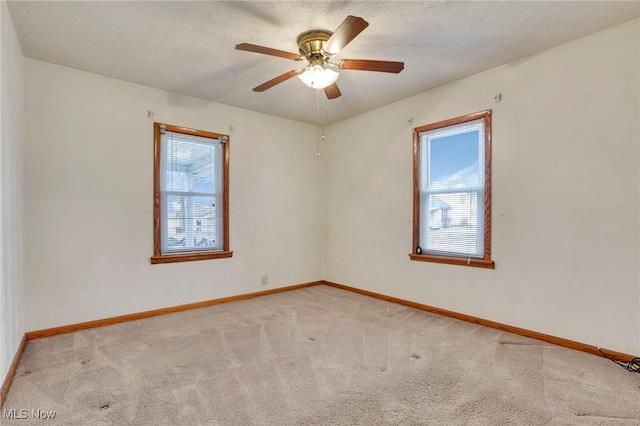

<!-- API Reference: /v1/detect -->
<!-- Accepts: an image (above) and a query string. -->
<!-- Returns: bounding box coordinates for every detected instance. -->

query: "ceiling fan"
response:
[235,15,404,100]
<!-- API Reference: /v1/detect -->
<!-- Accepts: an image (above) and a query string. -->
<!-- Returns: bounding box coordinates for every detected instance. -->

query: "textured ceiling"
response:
[7,1,639,125]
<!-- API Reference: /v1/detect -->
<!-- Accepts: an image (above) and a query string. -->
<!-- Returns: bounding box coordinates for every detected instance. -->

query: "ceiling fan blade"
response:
[324,83,342,100]
[337,59,404,73]
[236,43,301,61]
[252,70,301,92]
[322,16,369,55]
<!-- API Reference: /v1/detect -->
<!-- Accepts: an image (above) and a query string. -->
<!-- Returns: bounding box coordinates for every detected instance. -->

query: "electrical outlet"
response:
[261,275,268,285]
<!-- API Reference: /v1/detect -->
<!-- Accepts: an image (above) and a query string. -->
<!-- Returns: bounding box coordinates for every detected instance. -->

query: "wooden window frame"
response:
[151,123,232,264]
[409,110,494,269]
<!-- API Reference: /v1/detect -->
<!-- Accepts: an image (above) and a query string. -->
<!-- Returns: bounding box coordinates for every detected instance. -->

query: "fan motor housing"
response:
[297,30,332,59]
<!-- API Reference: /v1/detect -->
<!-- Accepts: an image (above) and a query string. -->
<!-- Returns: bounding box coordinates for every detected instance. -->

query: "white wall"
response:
[1,0,25,384]
[24,60,322,331]
[324,20,640,355]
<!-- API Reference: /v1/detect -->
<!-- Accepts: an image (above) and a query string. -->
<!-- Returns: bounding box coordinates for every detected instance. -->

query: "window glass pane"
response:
[424,192,481,256]
[163,136,216,193]
[164,195,218,251]
[429,130,482,190]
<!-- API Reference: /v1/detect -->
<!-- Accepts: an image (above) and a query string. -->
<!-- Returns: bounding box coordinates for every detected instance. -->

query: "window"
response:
[151,123,232,264]
[410,110,494,269]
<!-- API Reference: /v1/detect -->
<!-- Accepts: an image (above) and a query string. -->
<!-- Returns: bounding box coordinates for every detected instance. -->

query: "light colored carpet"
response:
[3,285,639,425]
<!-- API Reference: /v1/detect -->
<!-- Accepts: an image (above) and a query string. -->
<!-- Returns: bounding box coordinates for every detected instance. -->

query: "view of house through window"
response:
[411,111,494,269]
[151,123,231,264]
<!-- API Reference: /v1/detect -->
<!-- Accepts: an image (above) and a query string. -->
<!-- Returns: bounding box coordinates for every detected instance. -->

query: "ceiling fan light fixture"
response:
[298,64,339,89]
[236,16,403,99]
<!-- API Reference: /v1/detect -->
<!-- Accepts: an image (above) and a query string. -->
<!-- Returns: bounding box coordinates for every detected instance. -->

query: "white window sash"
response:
[418,119,485,258]
[160,131,224,254]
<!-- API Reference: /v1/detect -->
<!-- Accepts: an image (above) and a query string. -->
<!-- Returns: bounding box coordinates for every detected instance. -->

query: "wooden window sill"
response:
[408,253,494,269]
[151,251,233,264]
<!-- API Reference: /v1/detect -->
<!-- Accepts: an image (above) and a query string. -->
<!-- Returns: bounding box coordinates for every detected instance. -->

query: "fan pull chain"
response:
[316,88,321,157]
[321,90,326,141]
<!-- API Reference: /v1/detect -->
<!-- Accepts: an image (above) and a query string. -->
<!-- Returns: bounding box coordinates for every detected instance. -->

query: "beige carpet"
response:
[3,285,639,425]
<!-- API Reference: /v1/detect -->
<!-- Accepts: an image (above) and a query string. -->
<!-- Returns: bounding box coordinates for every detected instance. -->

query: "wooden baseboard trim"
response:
[26,281,324,341]
[1,333,27,407]
[23,279,637,363]
[323,281,637,363]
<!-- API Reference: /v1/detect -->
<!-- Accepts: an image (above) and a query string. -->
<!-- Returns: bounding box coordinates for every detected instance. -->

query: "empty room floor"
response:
[3,285,639,425]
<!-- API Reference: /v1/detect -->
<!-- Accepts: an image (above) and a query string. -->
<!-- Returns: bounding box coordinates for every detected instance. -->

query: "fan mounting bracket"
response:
[297,30,333,60]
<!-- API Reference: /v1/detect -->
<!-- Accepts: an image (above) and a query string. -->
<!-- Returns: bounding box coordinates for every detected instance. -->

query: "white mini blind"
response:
[419,119,485,258]
[159,130,224,254]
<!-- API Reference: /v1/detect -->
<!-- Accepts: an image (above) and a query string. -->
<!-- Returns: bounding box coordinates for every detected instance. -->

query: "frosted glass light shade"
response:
[298,65,339,89]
